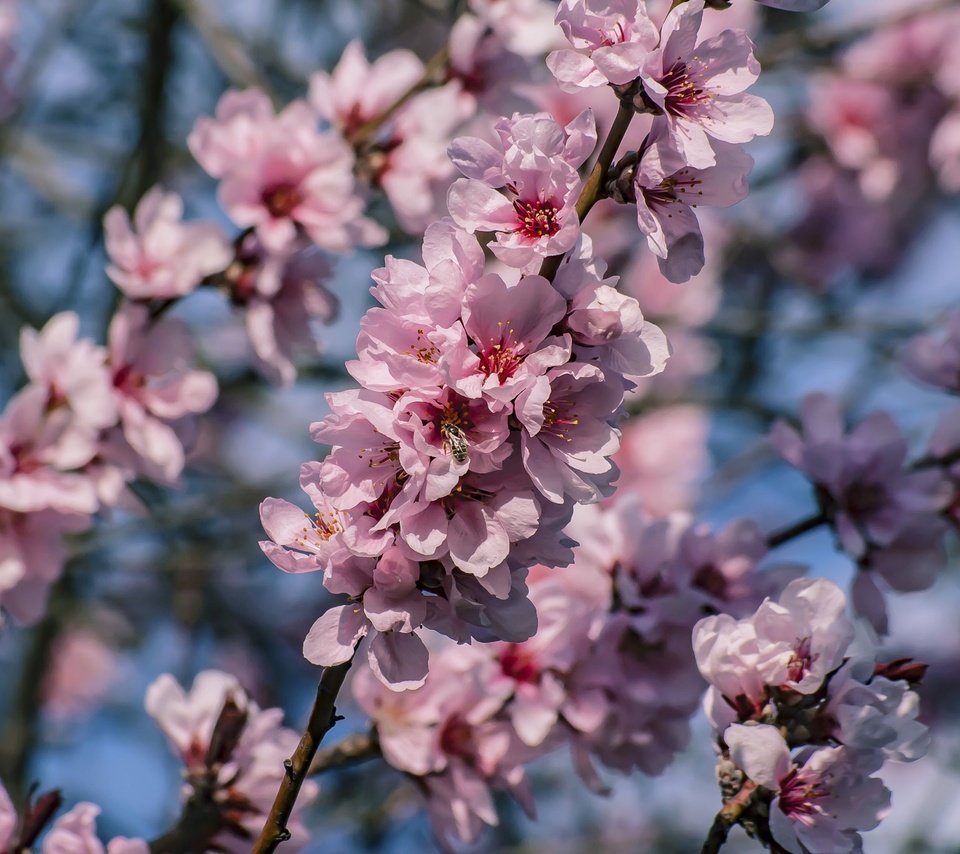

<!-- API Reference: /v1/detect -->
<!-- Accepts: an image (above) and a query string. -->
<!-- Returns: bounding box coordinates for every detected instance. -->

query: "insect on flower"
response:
[440,421,470,464]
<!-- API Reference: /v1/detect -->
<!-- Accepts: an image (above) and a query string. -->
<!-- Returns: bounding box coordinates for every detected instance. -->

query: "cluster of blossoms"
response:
[769,393,955,634]
[259,0,793,693]
[260,209,669,690]
[145,670,317,851]
[696,578,929,853]
[548,0,771,282]
[784,5,960,285]
[0,669,311,852]
[0,306,216,624]
[344,493,799,844]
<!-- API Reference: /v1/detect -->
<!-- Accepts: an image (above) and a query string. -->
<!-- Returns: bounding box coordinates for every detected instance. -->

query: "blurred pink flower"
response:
[145,670,317,852]
[107,302,218,483]
[42,629,119,720]
[104,187,233,300]
[43,802,149,854]
[469,0,560,57]
[189,88,385,252]
[224,234,337,384]
[900,311,960,393]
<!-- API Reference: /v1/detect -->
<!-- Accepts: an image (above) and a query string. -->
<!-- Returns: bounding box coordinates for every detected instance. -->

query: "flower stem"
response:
[538,100,635,282]
[251,656,355,853]
[765,511,828,549]
[309,729,381,775]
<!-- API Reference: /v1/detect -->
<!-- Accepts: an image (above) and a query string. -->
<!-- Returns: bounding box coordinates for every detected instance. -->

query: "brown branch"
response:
[308,730,381,775]
[765,511,827,549]
[149,795,226,854]
[252,657,355,853]
[701,781,757,854]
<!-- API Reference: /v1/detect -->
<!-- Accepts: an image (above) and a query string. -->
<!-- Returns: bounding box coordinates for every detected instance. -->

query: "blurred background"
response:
[1,0,959,850]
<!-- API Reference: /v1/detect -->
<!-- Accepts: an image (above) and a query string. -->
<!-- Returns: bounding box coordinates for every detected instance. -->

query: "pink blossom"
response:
[20,311,117,431]
[42,629,118,720]
[626,126,753,284]
[468,0,560,57]
[448,110,596,269]
[694,578,856,714]
[639,0,773,169]
[308,40,424,132]
[932,109,960,192]
[825,657,929,762]
[612,405,709,515]
[547,0,658,92]
[900,311,960,393]
[104,187,232,300]
[0,509,88,625]
[457,271,571,400]
[447,14,533,114]
[770,394,952,568]
[42,803,149,854]
[516,363,622,504]
[107,302,218,483]
[188,88,385,252]
[145,670,317,851]
[0,385,99,515]
[726,723,890,853]
[223,234,337,384]
[0,780,13,849]
[352,648,538,846]
[310,44,472,232]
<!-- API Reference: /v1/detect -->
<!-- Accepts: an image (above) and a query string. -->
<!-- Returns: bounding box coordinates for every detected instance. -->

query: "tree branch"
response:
[251,657,355,853]
[700,780,757,854]
[308,730,381,775]
[538,100,635,282]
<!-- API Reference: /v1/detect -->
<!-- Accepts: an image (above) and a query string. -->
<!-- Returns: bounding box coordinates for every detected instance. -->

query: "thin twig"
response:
[308,730,381,775]
[765,512,827,549]
[252,657,355,853]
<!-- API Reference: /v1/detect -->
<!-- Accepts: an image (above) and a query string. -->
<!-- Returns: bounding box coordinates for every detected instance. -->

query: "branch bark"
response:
[251,657,355,853]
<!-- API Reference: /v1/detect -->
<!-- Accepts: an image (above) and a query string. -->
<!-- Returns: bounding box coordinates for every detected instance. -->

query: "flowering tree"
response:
[0,0,958,851]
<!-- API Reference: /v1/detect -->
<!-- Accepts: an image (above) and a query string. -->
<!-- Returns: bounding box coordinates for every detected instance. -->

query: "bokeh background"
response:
[1,0,959,850]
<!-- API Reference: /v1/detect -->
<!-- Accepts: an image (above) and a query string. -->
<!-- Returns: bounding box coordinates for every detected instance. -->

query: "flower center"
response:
[542,400,579,440]
[660,61,710,116]
[478,321,523,382]
[787,636,814,683]
[499,644,539,684]
[406,328,440,364]
[296,510,342,548]
[514,198,561,240]
[778,767,825,820]
[263,182,303,218]
[439,714,476,760]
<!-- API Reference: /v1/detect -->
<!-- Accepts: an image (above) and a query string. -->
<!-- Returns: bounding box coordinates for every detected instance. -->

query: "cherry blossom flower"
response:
[104,188,233,300]
[617,131,753,282]
[468,0,560,58]
[547,0,659,93]
[308,39,424,132]
[694,577,856,716]
[770,394,952,561]
[639,0,773,170]
[311,44,472,232]
[447,110,596,269]
[43,803,149,854]
[222,234,338,384]
[145,670,317,852]
[188,88,385,252]
[900,311,960,393]
[0,508,88,625]
[726,723,890,853]
[107,302,218,483]
[20,311,117,431]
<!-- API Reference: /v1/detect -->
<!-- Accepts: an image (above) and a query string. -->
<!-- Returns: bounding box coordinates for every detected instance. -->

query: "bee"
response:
[440,422,470,465]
